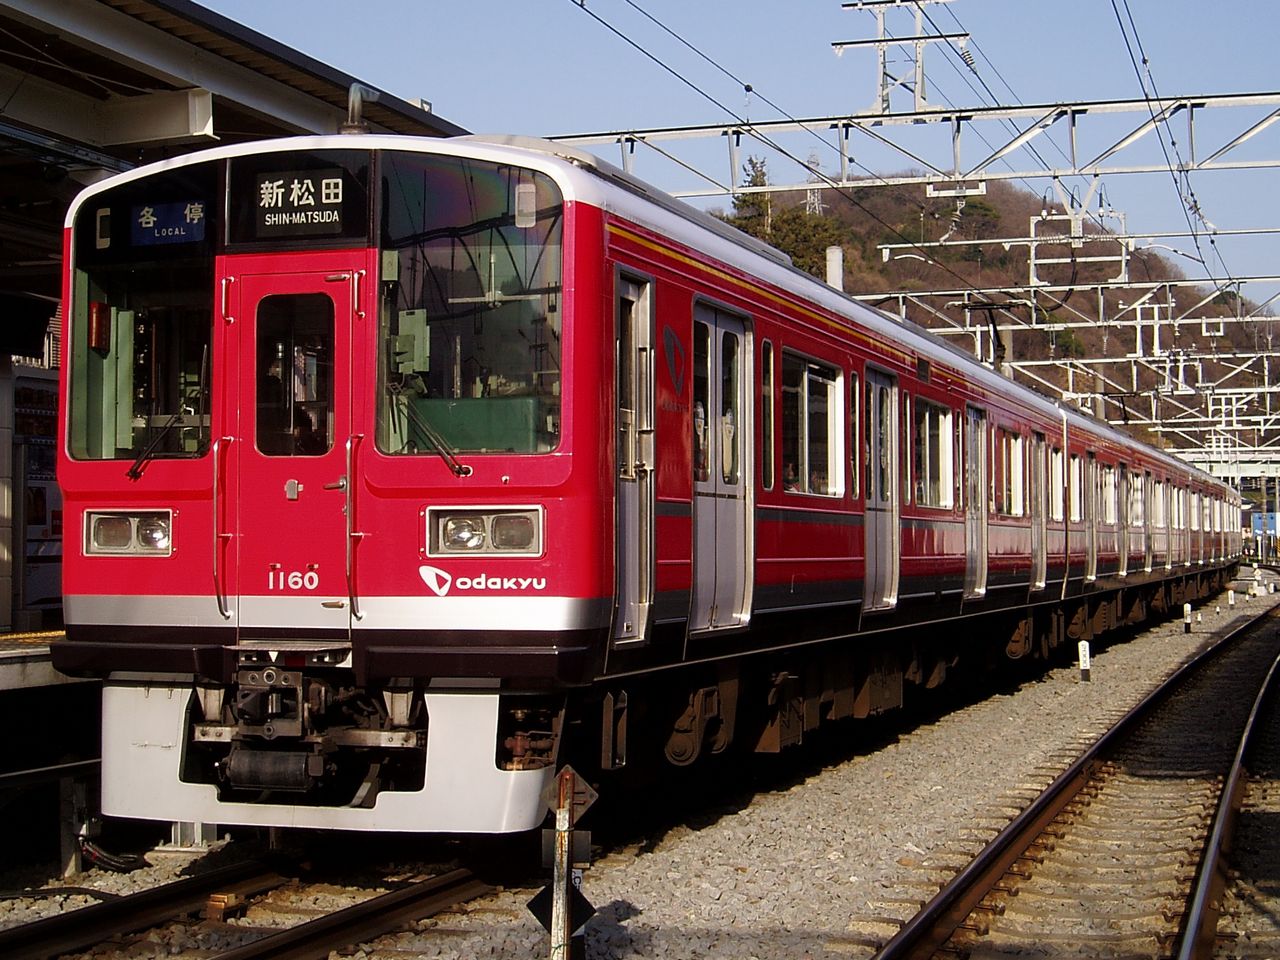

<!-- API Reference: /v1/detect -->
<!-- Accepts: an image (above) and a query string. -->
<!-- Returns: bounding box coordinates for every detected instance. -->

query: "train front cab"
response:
[56,139,617,833]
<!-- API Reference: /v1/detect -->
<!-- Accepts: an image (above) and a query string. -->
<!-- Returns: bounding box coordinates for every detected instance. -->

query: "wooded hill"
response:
[713,157,1270,449]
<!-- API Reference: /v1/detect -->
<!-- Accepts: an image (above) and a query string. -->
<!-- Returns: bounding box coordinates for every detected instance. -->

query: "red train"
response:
[52,133,1241,833]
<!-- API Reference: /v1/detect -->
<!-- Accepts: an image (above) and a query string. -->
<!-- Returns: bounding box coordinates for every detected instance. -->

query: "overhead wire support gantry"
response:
[550,92,1280,200]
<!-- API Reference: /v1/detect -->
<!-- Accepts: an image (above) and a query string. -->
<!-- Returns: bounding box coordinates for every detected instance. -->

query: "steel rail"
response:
[0,758,98,790]
[1175,645,1280,960]
[871,604,1279,960]
[0,859,281,960]
[212,868,491,960]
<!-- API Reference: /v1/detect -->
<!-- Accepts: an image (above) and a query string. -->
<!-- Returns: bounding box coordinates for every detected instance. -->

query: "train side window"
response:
[901,391,911,504]
[781,352,841,496]
[848,371,859,501]
[1102,466,1117,524]
[913,397,953,508]
[693,323,711,483]
[721,331,740,485]
[761,340,774,490]
[994,427,1023,515]
[1069,454,1082,522]
[1133,472,1147,529]
[1049,447,1065,521]
[865,381,874,500]
[1009,434,1025,516]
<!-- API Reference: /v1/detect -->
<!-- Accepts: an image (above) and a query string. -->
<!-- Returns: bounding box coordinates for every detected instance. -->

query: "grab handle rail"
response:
[344,434,366,620]
[212,436,234,620]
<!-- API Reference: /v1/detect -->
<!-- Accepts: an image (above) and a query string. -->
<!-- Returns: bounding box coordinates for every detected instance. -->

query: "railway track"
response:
[869,603,1280,960]
[0,859,283,960]
[0,860,490,960]
[1183,638,1280,959]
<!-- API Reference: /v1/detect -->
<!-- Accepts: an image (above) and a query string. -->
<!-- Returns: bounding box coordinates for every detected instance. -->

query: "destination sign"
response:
[255,168,345,238]
[131,201,206,246]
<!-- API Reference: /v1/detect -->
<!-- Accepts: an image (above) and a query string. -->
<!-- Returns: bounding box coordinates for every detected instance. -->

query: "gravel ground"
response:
[1,574,1272,959]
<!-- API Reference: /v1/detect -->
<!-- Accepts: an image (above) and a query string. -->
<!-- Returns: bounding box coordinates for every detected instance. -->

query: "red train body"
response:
[52,134,1241,832]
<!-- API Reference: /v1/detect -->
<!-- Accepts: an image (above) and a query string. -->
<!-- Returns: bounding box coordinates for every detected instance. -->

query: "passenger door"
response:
[613,277,655,645]
[1031,432,1047,591]
[226,268,356,640]
[865,369,900,611]
[690,305,751,633]
[1085,454,1098,581]
[963,405,988,599]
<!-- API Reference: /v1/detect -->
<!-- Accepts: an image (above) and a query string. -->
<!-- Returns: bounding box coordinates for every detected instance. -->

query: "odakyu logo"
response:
[418,565,547,597]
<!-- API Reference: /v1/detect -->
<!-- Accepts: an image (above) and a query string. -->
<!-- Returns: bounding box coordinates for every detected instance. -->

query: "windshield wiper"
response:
[126,410,184,480]
[128,346,210,480]
[387,383,472,477]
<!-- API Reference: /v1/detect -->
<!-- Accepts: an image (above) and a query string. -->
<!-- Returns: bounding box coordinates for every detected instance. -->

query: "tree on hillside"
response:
[769,206,851,278]
[726,156,772,237]
[718,156,853,281]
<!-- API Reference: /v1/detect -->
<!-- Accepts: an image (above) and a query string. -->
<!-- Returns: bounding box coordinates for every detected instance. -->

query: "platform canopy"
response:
[0,0,468,340]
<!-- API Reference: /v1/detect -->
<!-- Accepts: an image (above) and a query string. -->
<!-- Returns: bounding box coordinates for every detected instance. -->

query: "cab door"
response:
[690,305,751,633]
[227,268,356,639]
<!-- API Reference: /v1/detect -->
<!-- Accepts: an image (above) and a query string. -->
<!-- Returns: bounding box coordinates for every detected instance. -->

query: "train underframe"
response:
[588,567,1234,776]
[99,568,1231,833]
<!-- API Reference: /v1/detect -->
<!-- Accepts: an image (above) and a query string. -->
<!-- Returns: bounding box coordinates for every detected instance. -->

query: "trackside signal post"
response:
[529,766,596,957]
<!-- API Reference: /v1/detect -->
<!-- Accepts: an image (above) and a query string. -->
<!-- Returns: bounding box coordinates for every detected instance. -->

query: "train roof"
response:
[63,133,1234,496]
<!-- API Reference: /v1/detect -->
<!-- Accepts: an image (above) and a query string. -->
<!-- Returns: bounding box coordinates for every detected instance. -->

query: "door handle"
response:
[324,476,347,491]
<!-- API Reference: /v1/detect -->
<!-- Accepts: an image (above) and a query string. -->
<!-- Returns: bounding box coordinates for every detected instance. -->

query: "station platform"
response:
[0,630,85,690]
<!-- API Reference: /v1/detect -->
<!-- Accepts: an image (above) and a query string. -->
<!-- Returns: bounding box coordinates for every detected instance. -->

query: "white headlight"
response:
[136,516,171,551]
[428,507,543,556]
[85,511,173,556]
[443,516,486,550]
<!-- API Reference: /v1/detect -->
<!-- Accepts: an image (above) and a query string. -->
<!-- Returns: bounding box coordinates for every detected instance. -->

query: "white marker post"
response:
[1078,640,1091,682]
[1229,589,1236,608]
[1183,603,1192,634]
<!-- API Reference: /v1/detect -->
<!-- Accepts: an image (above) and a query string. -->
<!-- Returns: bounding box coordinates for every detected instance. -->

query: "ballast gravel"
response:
[1,577,1272,959]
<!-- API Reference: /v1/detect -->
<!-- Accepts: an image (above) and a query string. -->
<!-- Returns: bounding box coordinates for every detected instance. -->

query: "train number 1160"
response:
[268,569,320,591]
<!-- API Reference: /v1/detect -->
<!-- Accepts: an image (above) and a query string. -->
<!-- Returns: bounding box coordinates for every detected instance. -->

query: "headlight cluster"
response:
[85,511,173,556]
[428,507,542,556]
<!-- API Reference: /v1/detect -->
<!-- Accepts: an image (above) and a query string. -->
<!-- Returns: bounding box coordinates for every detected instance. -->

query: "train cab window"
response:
[375,151,563,456]
[68,163,217,463]
[781,353,841,496]
[913,398,954,508]
[255,294,333,457]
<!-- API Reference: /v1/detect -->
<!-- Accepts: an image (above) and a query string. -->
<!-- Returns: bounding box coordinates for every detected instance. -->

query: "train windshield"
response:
[68,162,217,463]
[376,151,563,455]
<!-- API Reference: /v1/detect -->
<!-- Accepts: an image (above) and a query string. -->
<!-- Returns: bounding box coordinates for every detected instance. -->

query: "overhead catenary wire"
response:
[1110,0,1239,294]
[569,0,1063,311]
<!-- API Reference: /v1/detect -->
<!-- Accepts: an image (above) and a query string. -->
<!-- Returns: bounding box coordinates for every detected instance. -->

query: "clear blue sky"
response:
[200,0,1280,297]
